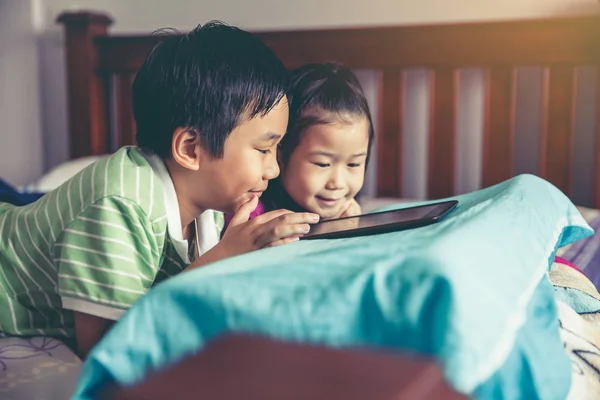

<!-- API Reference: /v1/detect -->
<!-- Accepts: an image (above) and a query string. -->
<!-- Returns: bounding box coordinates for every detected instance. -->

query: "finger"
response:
[251,208,294,224]
[269,212,320,226]
[263,236,300,248]
[255,212,319,244]
[254,220,313,248]
[333,201,352,219]
[342,201,361,218]
[229,195,260,227]
[253,209,320,226]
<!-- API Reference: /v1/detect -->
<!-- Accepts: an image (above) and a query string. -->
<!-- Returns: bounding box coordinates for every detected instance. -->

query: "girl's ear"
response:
[171,127,204,171]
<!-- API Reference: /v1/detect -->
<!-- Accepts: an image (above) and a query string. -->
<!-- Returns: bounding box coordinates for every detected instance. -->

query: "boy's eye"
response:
[348,163,361,168]
[257,149,271,155]
[312,162,330,168]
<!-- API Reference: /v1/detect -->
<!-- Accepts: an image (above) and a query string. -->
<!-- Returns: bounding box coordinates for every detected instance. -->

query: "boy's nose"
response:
[263,157,280,180]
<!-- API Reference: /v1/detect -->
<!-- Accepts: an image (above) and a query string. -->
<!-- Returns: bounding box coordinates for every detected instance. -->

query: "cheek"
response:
[284,165,318,196]
[348,170,366,195]
[223,152,263,190]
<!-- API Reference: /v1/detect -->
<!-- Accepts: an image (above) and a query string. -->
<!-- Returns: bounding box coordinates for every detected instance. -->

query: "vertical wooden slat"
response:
[482,67,516,188]
[56,13,113,158]
[376,69,404,198]
[539,66,577,196]
[114,73,137,149]
[428,68,458,199]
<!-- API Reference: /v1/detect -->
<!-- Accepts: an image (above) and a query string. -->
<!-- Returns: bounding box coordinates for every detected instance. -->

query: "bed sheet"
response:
[556,207,600,289]
[551,261,600,399]
[362,198,600,290]
[0,336,81,400]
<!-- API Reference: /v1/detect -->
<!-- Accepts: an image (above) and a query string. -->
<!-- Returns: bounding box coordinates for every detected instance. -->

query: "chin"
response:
[306,206,334,220]
[320,212,339,220]
[229,194,254,213]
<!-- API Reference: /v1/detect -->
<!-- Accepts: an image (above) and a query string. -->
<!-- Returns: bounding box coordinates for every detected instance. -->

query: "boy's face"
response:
[199,97,289,214]
[281,116,370,220]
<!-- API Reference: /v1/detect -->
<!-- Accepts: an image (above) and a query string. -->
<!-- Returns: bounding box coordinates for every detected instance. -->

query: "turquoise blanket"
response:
[73,175,593,399]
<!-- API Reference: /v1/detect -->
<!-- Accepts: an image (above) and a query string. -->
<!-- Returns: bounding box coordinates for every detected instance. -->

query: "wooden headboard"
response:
[56,12,600,207]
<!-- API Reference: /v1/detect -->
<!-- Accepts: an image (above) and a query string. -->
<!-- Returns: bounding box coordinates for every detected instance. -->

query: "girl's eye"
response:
[312,162,330,168]
[257,149,271,155]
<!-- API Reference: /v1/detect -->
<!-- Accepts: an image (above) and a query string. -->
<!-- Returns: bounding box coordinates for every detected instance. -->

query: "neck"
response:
[164,159,205,239]
[263,178,306,213]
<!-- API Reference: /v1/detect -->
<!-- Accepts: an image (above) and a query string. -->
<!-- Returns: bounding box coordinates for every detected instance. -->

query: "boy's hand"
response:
[223,196,319,252]
[187,196,319,270]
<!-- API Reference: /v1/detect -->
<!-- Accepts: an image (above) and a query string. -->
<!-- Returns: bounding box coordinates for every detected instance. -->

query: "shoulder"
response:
[79,146,166,222]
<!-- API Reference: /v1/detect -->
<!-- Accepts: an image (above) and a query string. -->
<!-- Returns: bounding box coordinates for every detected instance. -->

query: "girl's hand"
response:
[339,198,362,218]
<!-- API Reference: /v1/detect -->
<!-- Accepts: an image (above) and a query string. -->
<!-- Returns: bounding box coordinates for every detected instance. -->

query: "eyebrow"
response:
[259,132,282,141]
[309,151,368,158]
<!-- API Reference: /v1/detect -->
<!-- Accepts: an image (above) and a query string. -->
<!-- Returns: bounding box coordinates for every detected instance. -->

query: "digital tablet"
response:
[301,200,458,240]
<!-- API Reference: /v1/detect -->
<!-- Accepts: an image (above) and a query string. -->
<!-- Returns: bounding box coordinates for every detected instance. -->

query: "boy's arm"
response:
[73,312,114,359]
[53,196,162,358]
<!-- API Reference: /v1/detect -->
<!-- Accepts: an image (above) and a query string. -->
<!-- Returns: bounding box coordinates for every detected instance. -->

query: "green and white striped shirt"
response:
[0,146,223,339]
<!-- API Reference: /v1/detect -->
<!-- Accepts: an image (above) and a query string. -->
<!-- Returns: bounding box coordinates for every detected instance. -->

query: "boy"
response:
[0,22,318,358]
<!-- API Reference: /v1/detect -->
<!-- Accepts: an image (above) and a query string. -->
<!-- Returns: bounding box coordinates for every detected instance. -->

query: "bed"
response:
[4,10,600,400]
[53,10,600,285]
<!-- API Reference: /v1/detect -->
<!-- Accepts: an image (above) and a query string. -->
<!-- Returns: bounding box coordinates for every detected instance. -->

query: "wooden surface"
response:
[377,69,404,197]
[56,11,600,206]
[482,67,516,188]
[539,66,577,197]
[103,335,466,400]
[56,12,112,159]
[428,68,458,199]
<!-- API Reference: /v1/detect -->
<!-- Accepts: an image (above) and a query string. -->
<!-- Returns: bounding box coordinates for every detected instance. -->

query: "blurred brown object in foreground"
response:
[104,334,466,400]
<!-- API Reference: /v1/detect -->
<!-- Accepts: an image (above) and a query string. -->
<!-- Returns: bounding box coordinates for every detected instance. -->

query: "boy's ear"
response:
[171,127,204,171]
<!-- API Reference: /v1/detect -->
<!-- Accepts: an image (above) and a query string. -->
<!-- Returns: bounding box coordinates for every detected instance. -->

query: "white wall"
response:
[0,0,44,186]
[43,0,599,32]
[3,0,599,197]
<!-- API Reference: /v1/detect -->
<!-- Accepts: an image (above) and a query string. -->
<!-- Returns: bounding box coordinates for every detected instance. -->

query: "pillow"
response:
[73,174,593,399]
[21,155,107,193]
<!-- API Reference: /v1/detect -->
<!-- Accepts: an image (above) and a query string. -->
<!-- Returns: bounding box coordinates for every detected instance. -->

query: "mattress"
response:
[0,336,81,400]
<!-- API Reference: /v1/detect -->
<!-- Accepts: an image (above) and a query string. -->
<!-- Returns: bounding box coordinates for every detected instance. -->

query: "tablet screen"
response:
[304,201,457,238]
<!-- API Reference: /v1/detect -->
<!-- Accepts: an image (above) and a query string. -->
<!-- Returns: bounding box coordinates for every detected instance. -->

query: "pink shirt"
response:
[223,200,266,234]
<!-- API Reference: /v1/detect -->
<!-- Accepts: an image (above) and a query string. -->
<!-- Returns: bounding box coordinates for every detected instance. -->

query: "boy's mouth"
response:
[249,189,265,197]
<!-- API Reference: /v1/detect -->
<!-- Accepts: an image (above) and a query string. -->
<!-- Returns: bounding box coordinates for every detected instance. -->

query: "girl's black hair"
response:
[278,62,374,166]
[261,63,374,213]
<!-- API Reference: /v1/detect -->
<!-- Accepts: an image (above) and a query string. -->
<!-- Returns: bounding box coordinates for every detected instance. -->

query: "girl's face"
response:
[281,115,370,220]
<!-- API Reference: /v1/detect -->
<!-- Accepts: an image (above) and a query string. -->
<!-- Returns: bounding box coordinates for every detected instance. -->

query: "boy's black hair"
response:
[133,22,289,159]
[278,62,375,165]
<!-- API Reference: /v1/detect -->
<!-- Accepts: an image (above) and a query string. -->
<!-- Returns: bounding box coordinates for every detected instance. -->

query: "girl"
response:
[224,62,374,234]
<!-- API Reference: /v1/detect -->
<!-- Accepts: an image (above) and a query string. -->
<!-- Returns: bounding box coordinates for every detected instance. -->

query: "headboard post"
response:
[56,11,113,158]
